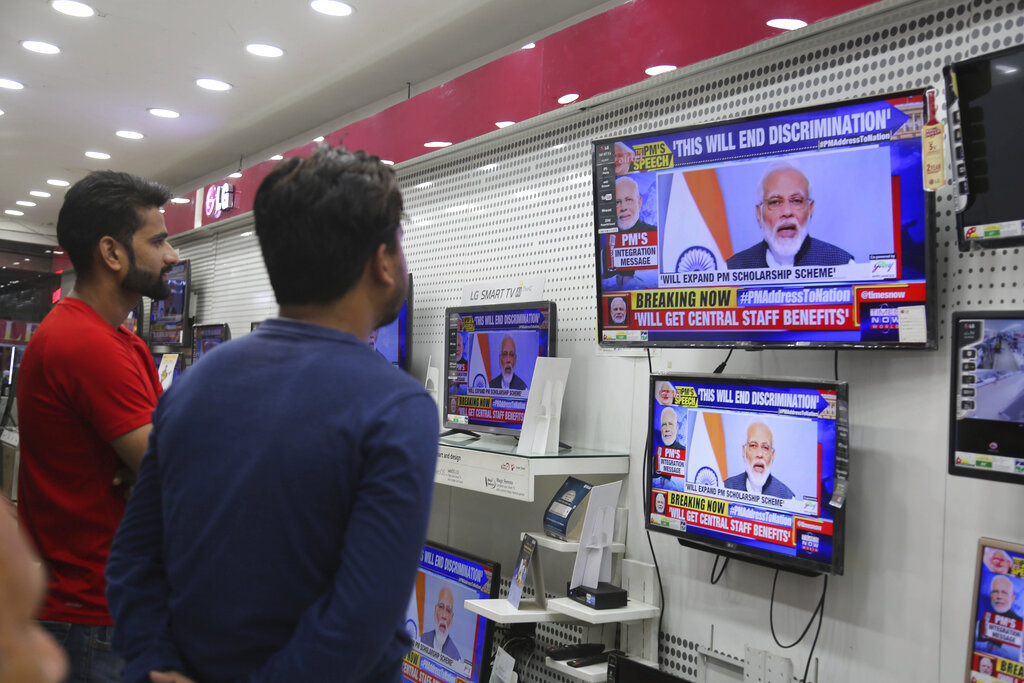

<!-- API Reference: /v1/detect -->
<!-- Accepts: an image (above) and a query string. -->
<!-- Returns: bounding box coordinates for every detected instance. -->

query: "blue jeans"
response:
[39,621,124,683]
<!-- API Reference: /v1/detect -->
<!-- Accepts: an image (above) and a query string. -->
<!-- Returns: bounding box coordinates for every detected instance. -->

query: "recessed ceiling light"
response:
[246,43,284,58]
[4,210,24,217]
[521,43,536,50]
[54,250,64,255]
[22,258,29,262]
[116,130,144,140]
[424,141,452,148]
[0,109,4,116]
[495,121,515,128]
[228,172,242,179]
[50,0,94,17]
[170,198,190,204]
[47,179,70,187]
[196,78,232,91]
[0,79,25,90]
[148,108,180,118]
[381,160,395,166]
[645,65,677,76]
[16,201,35,207]
[269,154,284,161]
[311,0,354,17]
[85,151,110,160]
[158,208,165,213]
[557,93,579,105]
[21,40,61,55]
[766,18,807,30]
[313,136,325,143]
[29,191,51,198]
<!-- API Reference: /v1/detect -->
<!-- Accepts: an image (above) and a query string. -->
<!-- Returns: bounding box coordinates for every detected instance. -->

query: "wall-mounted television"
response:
[443,301,556,437]
[647,373,849,576]
[945,44,1024,250]
[369,274,412,371]
[593,89,935,349]
[192,323,231,363]
[123,301,143,337]
[949,311,1024,485]
[402,541,499,683]
[149,260,190,346]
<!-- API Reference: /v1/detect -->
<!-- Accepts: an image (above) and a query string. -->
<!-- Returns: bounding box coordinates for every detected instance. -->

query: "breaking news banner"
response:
[971,542,1024,677]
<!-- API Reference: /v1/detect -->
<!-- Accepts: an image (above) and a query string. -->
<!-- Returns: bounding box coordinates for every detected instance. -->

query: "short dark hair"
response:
[253,146,403,306]
[56,171,172,276]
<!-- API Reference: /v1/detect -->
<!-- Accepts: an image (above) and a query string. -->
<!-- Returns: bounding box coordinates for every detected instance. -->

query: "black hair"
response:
[253,146,403,306]
[56,170,172,276]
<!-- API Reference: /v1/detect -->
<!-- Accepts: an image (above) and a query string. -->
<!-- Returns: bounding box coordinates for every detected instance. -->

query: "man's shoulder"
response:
[764,475,795,498]
[488,376,502,388]
[798,237,854,265]
[723,472,746,488]
[726,243,767,269]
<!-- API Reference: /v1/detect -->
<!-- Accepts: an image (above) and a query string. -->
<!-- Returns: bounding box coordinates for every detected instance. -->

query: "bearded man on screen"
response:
[723,421,795,499]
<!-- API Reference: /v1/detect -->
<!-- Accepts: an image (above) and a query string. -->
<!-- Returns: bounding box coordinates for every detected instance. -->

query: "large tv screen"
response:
[369,274,412,372]
[945,44,1024,250]
[593,89,935,349]
[949,311,1024,485]
[149,260,190,346]
[647,373,849,575]
[443,301,556,437]
[402,541,499,683]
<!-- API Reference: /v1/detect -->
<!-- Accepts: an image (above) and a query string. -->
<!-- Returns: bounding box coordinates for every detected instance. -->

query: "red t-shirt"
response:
[17,297,162,624]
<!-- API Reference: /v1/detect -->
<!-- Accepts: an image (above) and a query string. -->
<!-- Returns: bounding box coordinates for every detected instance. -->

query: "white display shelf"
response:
[434,436,628,501]
[544,657,608,683]
[546,597,660,624]
[463,598,577,624]
[523,531,625,555]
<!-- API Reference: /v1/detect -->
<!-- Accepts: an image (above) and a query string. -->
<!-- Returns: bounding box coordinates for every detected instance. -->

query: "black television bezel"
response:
[948,310,1024,485]
[408,539,501,683]
[591,88,937,351]
[944,44,1024,252]
[646,372,849,576]
[442,300,557,438]
[148,260,191,347]
[191,323,231,362]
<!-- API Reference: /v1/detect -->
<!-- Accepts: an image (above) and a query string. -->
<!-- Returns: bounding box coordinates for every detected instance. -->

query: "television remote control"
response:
[545,643,605,661]
[567,650,622,668]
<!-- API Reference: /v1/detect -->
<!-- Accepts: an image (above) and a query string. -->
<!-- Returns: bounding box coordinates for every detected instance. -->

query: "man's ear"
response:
[97,236,128,273]
[369,242,398,289]
[808,199,814,220]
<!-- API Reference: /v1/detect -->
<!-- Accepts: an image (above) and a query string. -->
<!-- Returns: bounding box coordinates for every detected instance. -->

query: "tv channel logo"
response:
[868,307,898,330]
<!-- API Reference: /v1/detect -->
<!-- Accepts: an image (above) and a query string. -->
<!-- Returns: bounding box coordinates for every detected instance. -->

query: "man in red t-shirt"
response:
[17,171,178,682]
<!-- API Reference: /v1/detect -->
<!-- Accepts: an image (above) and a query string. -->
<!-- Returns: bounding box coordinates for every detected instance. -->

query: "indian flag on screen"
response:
[468,332,493,390]
[659,169,734,272]
[685,409,727,487]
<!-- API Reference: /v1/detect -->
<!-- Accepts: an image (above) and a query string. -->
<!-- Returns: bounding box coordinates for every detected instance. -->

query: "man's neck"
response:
[67,280,140,329]
[278,297,376,342]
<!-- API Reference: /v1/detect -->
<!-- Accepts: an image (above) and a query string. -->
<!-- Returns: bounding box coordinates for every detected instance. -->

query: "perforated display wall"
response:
[176,1,1024,681]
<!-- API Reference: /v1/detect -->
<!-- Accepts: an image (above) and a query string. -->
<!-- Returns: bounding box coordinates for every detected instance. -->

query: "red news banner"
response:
[608,282,927,332]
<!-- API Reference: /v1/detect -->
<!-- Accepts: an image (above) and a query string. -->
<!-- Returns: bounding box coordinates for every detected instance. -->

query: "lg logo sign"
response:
[205,183,235,219]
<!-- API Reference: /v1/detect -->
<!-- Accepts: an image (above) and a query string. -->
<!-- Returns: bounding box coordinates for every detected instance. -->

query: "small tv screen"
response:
[593,89,935,349]
[965,538,1024,680]
[123,301,143,337]
[369,274,412,371]
[949,311,1024,485]
[402,541,499,683]
[192,324,231,363]
[647,373,849,575]
[945,44,1024,250]
[149,260,190,346]
[443,301,556,437]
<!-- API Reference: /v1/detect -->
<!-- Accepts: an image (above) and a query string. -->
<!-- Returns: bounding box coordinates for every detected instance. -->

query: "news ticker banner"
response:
[971,654,1024,683]
[448,395,525,427]
[650,490,834,553]
[603,282,927,339]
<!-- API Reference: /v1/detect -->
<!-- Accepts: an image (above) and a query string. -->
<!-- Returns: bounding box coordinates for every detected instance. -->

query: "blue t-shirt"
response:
[107,318,439,683]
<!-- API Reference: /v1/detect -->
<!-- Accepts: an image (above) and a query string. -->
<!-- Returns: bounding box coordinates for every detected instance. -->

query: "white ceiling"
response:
[0,0,620,242]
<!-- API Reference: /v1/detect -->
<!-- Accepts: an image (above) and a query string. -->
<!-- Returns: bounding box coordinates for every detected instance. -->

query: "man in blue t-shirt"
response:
[107,146,439,683]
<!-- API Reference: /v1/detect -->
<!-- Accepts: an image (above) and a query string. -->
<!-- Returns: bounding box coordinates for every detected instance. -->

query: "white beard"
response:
[746,464,769,489]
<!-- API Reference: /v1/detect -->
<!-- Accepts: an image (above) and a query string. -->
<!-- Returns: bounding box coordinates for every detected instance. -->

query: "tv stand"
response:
[439,428,481,442]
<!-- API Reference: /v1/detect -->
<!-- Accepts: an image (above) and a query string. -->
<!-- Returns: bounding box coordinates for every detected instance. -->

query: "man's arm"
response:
[110,423,152,473]
[106,429,186,683]
[245,392,439,682]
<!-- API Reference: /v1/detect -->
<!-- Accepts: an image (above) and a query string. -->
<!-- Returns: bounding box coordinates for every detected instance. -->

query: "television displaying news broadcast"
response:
[648,373,849,575]
[150,261,190,345]
[594,89,935,349]
[192,324,230,363]
[369,298,410,370]
[444,302,556,437]
[950,312,1024,486]
[403,542,499,683]
[967,540,1024,682]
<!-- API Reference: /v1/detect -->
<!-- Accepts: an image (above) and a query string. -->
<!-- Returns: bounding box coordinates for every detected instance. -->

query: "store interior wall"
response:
[166,1,1023,680]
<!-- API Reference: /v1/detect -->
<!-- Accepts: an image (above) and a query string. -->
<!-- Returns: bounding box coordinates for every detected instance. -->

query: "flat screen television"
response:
[369,274,412,371]
[593,89,935,349]
[402,541,499,683]
[608,653,695,682]
[945,44,1024,250]
[965,538,1024,680]
[123,301,143,337]
[192,323,231,363]
[149,260,190,346]
[647,373,849,576]
[949,311,1024,485]
[443,301,556,437]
